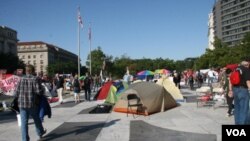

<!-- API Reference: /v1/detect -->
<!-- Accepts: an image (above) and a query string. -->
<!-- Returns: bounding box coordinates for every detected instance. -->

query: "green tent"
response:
[105,81,129,104]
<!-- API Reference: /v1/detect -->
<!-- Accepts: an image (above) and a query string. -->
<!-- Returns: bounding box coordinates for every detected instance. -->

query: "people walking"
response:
[73,75,81,103]
[223,68,234,117]
[15,65,46,141]
[207,68,215,86]
[231,61,250,125]
[173,72,181,89]
[54,73,64,104]
[83,72,91,101]
[196,70,203,88]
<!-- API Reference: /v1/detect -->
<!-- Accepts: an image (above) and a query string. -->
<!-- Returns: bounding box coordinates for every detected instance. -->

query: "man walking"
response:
[231,61,250,125]
[15,65,46,141]
[84,72,91,101]
[54,73,64,104]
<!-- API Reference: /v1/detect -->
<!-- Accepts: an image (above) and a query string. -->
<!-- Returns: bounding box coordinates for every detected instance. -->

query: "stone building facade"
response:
[0,26,18,55]
[17,41,78,74]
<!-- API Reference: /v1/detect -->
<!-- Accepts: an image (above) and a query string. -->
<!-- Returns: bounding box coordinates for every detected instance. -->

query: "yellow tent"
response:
[156,77,184,102]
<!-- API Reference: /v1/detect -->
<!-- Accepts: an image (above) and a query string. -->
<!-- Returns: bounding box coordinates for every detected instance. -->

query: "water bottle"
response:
[2,101,7,111]
[16,114,21,127]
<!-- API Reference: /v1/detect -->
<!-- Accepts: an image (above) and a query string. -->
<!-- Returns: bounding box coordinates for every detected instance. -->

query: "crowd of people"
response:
[37,72,105,103]
[8,60,250,140]
[180,61,250,125]
[12,68,109,141]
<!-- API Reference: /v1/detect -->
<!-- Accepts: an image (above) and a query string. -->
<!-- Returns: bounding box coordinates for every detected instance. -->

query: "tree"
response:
[83,32,250,79]
[113,55,133,78]
[238,32,250,61]
[195,33,250,70]
[213,36,227,49]
[85,47,106,76]
[46,61,77,77]
[0,53,25,74]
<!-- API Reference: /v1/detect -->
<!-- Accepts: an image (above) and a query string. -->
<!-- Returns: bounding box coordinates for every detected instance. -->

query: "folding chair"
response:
[196,86,213,108]
[127,94,143,118]
[212,87,227,109]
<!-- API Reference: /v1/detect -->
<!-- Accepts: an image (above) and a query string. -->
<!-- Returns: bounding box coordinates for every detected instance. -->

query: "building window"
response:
[33,55,36,59]
[40,54,43,58]
[22,55,25,59]
[40,60,43,64]
[33,60,36,65]
[28,55,30,59]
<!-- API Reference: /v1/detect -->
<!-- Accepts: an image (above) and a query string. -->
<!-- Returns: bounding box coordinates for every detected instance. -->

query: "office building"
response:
[17,41,78,74]
[0,26,18,55]
[210,0,250,47]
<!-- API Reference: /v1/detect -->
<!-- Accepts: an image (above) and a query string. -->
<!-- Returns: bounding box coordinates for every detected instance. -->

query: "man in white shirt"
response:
[207,68,215,85]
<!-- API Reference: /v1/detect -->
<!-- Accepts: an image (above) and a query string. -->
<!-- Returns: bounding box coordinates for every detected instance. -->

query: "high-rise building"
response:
[0,26,18,55]
[211,0,250,47]
[17,41,78,74]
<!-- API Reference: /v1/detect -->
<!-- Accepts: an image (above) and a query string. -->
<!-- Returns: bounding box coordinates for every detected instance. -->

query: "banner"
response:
[0,75,20,96]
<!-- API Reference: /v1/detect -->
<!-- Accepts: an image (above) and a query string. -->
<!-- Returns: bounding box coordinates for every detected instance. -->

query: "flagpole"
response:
[89,24,92,75]
[77,7,81,77]
[78,20,80,77]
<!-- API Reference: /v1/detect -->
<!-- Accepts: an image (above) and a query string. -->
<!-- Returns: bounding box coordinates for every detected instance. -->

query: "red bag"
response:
[201,95,210,101]
[230,68,241,85]
[48,97,59,103]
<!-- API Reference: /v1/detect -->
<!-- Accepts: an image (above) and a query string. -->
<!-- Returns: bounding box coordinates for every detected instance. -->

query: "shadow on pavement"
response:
[130,120,217,141]
[0,110,17,124]
[78,104,113,114]
[43,119,120,141]
[52,101,82,108]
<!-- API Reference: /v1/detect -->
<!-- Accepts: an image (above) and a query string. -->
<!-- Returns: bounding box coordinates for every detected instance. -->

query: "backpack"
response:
[73,79,80,87]
[197,73,202,80]
[84,77,91,86]
[230,68,242,85]
[188,75,194,82]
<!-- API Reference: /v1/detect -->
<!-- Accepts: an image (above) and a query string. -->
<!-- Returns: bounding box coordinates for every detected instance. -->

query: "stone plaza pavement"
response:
[0,87,234,141]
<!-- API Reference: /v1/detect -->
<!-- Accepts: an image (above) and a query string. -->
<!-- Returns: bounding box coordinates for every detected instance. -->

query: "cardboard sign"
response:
[0,75,20,96]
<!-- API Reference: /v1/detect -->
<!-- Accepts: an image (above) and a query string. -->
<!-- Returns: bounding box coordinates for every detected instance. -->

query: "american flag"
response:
[78,7,83,29]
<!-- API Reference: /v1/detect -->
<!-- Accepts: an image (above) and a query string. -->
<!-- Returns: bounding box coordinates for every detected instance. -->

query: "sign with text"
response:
[222,125,250,141]
[0,75,20,96]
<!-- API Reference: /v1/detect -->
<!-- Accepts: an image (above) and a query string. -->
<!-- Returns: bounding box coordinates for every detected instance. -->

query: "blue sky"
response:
[1,0,215,65]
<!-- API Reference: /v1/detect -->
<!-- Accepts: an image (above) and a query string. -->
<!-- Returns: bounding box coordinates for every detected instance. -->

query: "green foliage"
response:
[195,33,250,70]
[86,46,106,76]
[82,32,250,79]
[113,55,133,77]
[46,61,77,77]
[0,53,25,73]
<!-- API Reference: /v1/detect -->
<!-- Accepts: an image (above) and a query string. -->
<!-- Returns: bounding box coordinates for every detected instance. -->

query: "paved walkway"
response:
[0,86,234,141]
